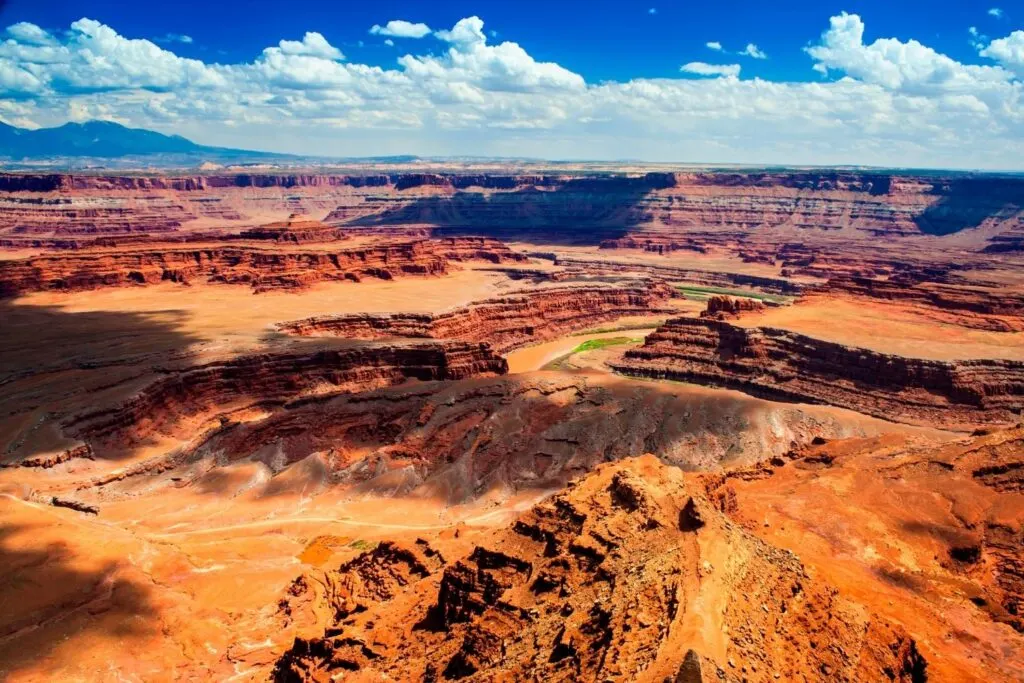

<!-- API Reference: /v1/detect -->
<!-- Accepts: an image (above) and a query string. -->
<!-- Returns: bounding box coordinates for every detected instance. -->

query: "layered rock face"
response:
[5,171,1020,246]
[0,194,196,237]
[0,237,523,297]
[273,455,927,682]
[236,214,351,243]
[549,256,802,295]
[817,276,1024,331]
[701,295,767,319]
[722,426,1024,677]
[276,282,675,353]
[612,317,1024,429]
[69,342,507,446]
[118,374,906,503]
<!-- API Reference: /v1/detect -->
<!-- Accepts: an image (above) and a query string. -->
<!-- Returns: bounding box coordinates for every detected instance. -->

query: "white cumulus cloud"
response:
[369,20,432,39]
[806,12,1011,93]
[273,32,343,60]
[706,41,723,51]
[680,62,741,78]
[5,22,58,46]
[0,14,1020,169]
[741,43,767,59]
[989,8,1003,18]
[981,30,1024,76]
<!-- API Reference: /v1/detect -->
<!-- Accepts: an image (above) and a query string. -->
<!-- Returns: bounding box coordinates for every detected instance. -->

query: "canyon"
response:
[0,167,1022,682]
[275,281,676,352]
[612,315,1024,430]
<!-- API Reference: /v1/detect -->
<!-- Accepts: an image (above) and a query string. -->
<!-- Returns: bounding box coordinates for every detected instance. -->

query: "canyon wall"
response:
[0,237,522,297]
[549,255,802,295]
[612,317,1024,429]
[68,342,507,445]
[815,276,1024,331]
[3,171,1021,244]
[276,282,675,353]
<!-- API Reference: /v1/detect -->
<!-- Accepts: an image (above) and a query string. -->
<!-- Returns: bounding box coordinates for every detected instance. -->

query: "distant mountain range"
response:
[0,120,288,161]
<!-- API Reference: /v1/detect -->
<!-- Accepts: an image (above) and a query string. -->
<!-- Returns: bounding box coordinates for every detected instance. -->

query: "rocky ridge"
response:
[67,342,507,449]
[0,237,524,296]
[612,316,1024,430]
[276,281,675,353]
[273,454,927,682]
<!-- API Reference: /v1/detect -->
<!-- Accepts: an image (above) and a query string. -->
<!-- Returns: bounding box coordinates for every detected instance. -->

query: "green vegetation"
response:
[571,336,644,353]
[675,284,792,305]
[542,336,645,370]
[348,539,375,551]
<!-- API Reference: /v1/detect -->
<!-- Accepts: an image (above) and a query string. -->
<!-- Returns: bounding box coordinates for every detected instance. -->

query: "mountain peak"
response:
[0,120,277,161]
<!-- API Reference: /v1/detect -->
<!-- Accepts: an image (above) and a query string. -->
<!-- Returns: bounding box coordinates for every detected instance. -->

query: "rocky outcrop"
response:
[612,317,1024,429]
[236,214,350,243]
[68,342,507,444]
[551,256,802,295]
[701,295,766,319]
[141,374,912,501]
[276,282,675,353]
[273,455,927,682]
[0,237,523,297]
[728,426,1024,651]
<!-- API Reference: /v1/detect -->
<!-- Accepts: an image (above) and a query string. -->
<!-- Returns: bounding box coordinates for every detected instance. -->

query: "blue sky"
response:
[0,1,1021,167]
[5,1,1011,83]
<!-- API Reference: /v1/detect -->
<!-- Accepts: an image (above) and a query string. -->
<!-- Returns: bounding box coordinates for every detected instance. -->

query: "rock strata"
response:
[68,342,507,444]
[0,238,522,297]
[273,455,927,682]
[276,282,675,353]
[612,317,1024,429]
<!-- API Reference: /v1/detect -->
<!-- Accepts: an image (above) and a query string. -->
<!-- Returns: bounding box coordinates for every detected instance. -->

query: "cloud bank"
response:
[0,13,1021,168]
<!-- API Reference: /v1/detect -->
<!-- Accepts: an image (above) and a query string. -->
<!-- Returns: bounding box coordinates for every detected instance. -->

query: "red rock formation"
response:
[145,374,901,499]
[700,295,767,319]
[0,237,523,297]
[273,455,927,682]
[68,342,507,446]
[276,282,675,353]
[237,214,350,243]
[816,276,1024,331]
[724,426,1024,664]
[552,256,802,295]
[3,171,1022,240]
[612,317,1024,429]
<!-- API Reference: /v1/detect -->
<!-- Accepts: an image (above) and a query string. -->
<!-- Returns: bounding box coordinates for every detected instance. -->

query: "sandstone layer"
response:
[276,282,675,353]
[720,426,1024,680]
[701,295,767,319]
[0,237,524,297]
[68,341,508,450]
[816,276,1024,331]
[3,171,1022,248]
[64,371,929,514]
[273,454,927,682]
[612,317,1024,429]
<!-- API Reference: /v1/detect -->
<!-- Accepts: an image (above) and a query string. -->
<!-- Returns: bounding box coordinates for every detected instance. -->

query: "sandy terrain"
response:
[738,295,1024,360]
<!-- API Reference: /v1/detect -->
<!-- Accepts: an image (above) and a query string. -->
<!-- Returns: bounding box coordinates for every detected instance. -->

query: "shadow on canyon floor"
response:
[346,176,668,246]
[0,299,202,464]
[0,521,158,678]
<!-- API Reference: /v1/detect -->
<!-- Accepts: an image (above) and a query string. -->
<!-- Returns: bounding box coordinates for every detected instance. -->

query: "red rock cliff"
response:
[276,282,675,353]
[0,237,523,297]
[612,317,1024,430]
